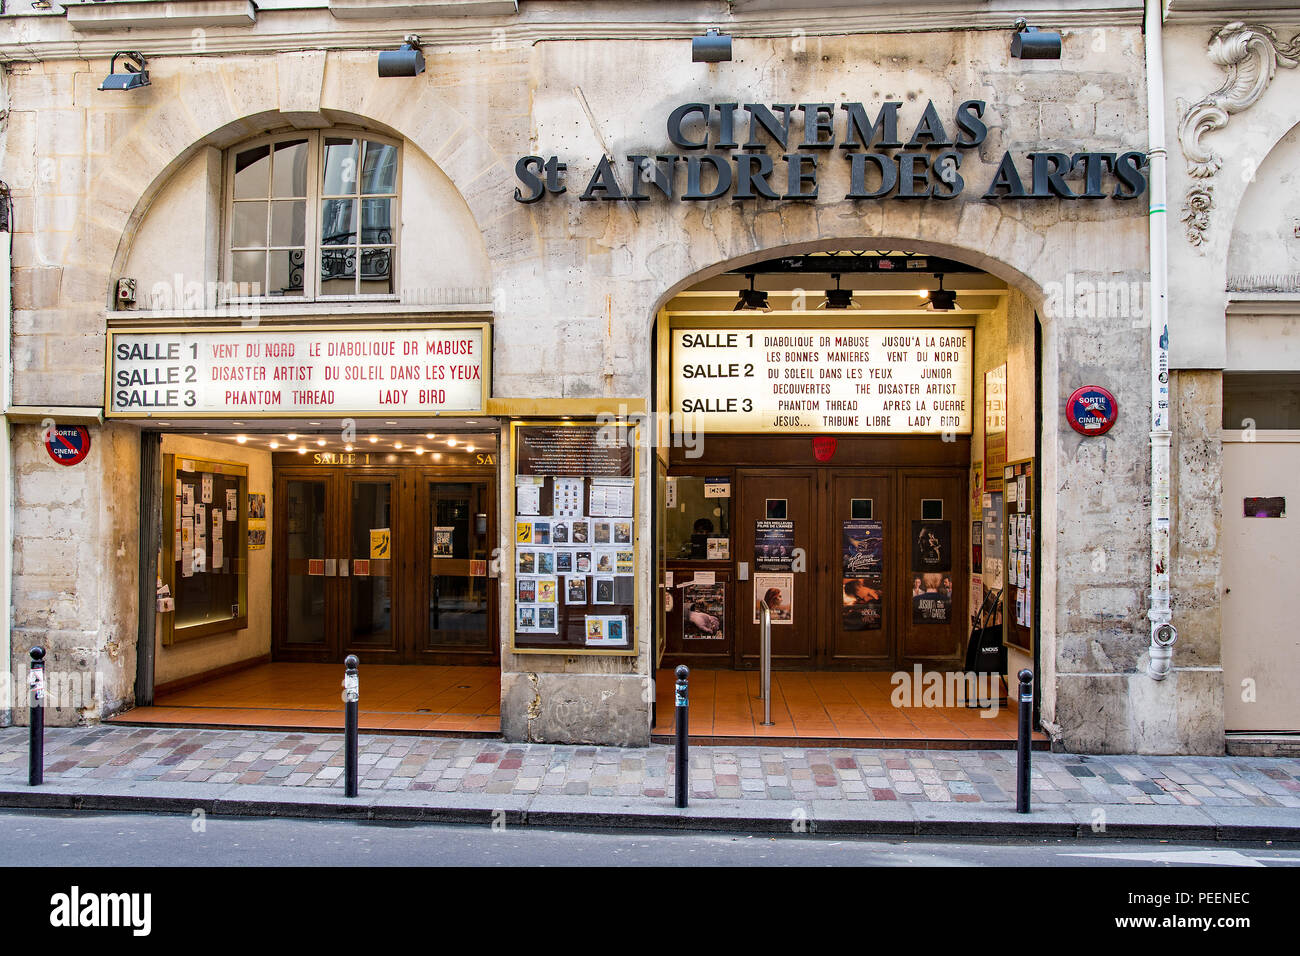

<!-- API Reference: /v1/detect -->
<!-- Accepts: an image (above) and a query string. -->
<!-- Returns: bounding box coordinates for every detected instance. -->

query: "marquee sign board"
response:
[671,327,972,434]
[105,324,488,418]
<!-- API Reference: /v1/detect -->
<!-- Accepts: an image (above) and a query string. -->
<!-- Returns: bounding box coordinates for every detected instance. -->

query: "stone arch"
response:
[1225,116,1300,287]
[74,54,542,309]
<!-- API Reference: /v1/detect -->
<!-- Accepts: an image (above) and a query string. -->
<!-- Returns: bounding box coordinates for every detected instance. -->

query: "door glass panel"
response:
[285,480,327,646]
[349,480,394,646]
[427,482,489,649]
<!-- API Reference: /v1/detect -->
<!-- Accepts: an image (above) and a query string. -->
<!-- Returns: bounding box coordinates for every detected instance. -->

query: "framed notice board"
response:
[161,454,249,645]
[510,421,639,656]
[1003,457,1035,654]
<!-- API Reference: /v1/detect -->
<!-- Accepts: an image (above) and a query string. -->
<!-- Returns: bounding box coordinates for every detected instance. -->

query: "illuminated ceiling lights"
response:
[821,273,858,310]
[921,274,959,312]
[734,273,770,312]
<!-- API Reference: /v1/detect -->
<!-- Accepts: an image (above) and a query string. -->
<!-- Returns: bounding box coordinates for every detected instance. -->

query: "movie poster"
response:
[752,572,794,624]
[911,520,952,573]
[682,582,725,640]
[841,519,883,631]
[911,572,954,624]
[754,519,795,572]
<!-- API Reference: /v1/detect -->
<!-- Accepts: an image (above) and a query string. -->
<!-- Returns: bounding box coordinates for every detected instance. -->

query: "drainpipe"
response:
[0,181,11,723]
[1145,0,1177,678]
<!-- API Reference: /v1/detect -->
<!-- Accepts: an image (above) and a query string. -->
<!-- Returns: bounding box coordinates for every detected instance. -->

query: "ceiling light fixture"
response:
[820,273,858,310]
[734,273,770,312]
[922,274,959,312]
[269,441,280,450]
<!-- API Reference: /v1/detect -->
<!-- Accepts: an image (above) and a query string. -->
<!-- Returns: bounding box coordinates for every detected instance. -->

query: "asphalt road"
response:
[2,809,1299,867]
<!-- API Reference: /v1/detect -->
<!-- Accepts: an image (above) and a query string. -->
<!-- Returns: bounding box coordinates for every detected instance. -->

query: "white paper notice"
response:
[516,479,541,516]
[201,474,213,504]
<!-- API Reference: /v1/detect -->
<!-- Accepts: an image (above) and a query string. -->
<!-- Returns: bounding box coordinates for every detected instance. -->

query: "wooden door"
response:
[411,475,499,664]
[274,469,344,662]
[825,471,895,667]
[898,470,967,667]
[735,469,817,668]
[340,471,403,661]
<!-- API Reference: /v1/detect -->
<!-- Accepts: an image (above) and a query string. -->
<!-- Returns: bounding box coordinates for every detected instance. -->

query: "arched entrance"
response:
[647,247,1045,747]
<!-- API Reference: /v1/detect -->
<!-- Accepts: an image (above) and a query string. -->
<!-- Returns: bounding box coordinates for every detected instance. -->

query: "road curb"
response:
[2,787,1298,842]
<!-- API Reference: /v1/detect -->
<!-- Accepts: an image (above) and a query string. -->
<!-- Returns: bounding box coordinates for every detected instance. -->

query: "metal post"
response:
[759,598,773,726]
[1016,668,1033,813]
[28,646,45,786]
[343,655,359,798]
[674,665,689,808]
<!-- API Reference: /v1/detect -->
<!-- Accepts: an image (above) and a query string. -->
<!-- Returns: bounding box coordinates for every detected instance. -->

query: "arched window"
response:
[226,130,400,299]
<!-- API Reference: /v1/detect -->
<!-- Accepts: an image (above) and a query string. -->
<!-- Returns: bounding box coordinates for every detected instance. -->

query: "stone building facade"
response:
[0,0,1289,755]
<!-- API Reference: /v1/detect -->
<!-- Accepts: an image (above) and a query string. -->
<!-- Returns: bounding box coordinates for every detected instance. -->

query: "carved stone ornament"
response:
[1176,21,1300,244]
[1180,183,1214,246]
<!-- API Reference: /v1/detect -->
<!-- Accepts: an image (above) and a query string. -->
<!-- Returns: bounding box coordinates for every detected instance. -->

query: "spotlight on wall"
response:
[921,274,959,311]
[820,273,858,310]
[692,28,732,63]
[1010,18,1062,60]
[378,35,425,77]
[734,273,770,312]
[99,52,150,91]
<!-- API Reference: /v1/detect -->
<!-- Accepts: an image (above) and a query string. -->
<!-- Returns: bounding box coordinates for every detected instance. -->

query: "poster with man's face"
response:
[911,520,952,573]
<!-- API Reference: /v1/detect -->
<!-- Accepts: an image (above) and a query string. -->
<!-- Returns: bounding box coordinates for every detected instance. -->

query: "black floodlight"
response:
[821,273,858,310]
[923,274,958,311]
[1011,19,1062,60]
[734,273,770,312]
[99,52,150,91]
[693,28,732,63]
[379,35,425,77]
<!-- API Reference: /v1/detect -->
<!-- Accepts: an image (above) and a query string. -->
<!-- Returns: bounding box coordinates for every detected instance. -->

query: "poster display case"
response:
[510,421,639,656]
[1003,457,1035,654]
[161,454,249,645]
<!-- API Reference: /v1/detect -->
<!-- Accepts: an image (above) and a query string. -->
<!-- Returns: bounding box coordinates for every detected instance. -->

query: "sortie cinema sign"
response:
[105,324,487,418]
[514,99,1147,203]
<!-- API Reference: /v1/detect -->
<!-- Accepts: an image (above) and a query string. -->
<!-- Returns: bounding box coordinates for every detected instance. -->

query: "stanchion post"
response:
[1016,668,1033,814]
[28,646,45,787]
[343,655,359,799]
[674,665,689,809]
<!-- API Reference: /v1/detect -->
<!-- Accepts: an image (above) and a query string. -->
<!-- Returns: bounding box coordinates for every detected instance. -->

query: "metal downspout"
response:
[1146,0,1177,678]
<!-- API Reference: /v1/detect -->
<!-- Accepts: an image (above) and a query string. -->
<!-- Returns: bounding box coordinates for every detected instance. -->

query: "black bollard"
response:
[1016,668,1033,813]
[28,646,45,786]
[343,655,359,798]
[674,665,689,809]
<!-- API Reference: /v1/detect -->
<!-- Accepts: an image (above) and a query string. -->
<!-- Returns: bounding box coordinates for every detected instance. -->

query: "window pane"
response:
[1223,372,1300,430]
[359,247,394,294]
[361,141,398,194]
[268,249,305,296]
[360,198,392,245]
[320,247,356,295]
[270,200,306,247]
[665,477,731,559]
[322,137,359,195]
[232,250,266,289]
[320,198,356,245]
[233,145,270,199]
[231,201,267,248]
[271,139,309,198]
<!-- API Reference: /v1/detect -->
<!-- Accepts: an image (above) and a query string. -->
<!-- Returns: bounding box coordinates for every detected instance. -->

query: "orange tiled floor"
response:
[652,669,1047,748]
[106,663,501,735]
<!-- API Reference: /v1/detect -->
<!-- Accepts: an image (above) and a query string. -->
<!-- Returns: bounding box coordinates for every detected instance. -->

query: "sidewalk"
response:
[2,725,1299,840]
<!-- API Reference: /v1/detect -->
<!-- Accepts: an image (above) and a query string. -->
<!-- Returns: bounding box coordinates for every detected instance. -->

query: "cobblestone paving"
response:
[2,727,1299,807]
